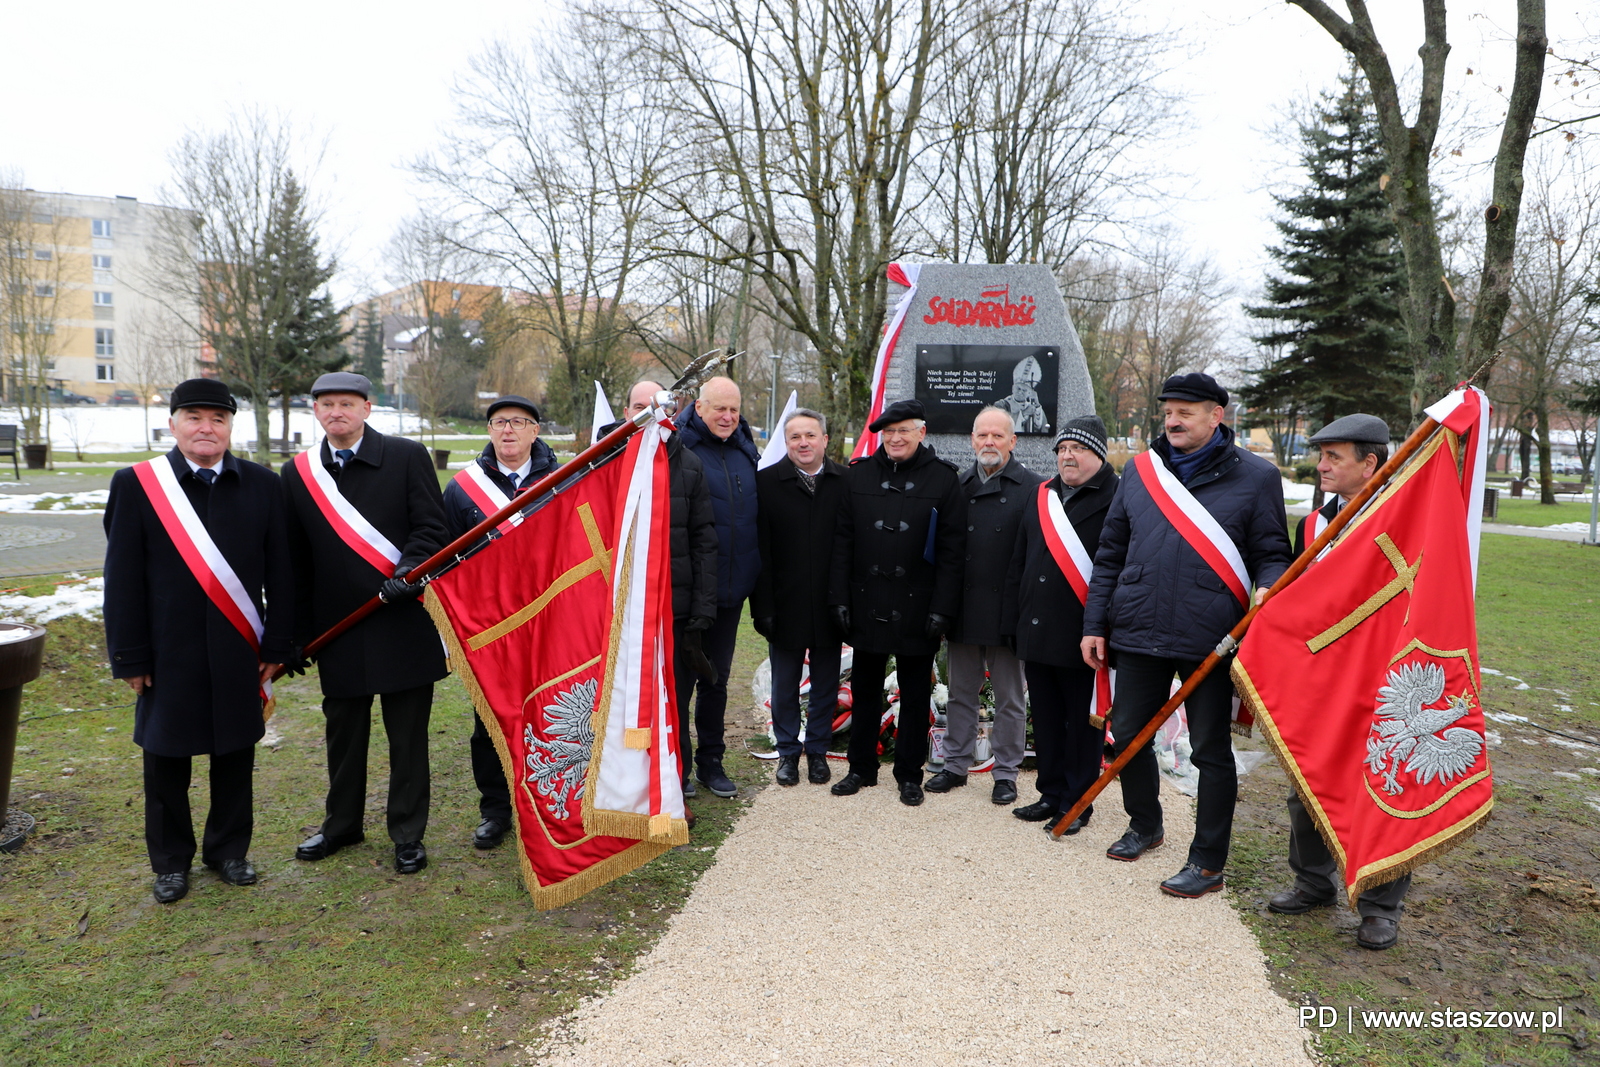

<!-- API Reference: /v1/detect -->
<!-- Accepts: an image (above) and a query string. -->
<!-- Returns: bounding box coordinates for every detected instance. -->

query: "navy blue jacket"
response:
[1083,426,1291,660]
[441,438,559,539]
[675,405,761,608]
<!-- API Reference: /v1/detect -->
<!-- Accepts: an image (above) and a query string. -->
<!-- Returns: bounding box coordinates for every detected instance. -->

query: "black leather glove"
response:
[830,604,851,638]
[925,613,951,641]
[379,565,423,604]
[752,616,775,640]
[681,627,717,682]
[686,614,714,633]
[282,645,312,678]
[1001,634,1017,655]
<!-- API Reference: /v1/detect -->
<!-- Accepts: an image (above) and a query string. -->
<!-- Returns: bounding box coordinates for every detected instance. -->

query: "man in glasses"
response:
[441,396,560,850]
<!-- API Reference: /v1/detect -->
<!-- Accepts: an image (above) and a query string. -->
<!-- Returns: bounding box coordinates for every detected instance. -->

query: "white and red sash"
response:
[1036,482,1115,728]
[292,444,402,577]
[451,463,525,533]
[133,457,272,706]
[1130,450,1252,607]
[1308,505,1331,543]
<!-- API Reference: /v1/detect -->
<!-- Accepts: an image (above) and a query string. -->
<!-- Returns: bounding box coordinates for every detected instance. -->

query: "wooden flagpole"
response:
[1048,363,1497,839]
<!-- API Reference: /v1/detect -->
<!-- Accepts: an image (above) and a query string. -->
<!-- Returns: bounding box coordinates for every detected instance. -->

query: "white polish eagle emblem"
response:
[525,678,597,820]
[1365,661,1485,796]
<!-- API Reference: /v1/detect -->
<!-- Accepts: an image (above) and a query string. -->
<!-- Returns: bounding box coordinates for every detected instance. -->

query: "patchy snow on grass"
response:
[0,489,110,514]
[1280,478,1315,502]
[0,575,104,622]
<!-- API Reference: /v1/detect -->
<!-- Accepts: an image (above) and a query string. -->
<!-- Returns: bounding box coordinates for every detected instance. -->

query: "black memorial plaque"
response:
[914,344,1059,436]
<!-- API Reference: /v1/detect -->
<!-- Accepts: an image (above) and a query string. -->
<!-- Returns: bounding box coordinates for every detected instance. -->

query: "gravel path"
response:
[540,771,1312,1066]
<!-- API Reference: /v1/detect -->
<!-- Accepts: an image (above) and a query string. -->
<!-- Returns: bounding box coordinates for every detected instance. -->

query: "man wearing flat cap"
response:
[282,371,450,875]
[441,395,560,850]
[1002,414,1119,831]
[1267,412,1411,950]
[104,379,295,903]
[828,398,967,806]
[1081,372,1291,897]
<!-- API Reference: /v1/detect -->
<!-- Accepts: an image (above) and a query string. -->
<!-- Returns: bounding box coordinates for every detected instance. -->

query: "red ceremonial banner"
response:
[425,429,687,909]
[1232,402,1494,898]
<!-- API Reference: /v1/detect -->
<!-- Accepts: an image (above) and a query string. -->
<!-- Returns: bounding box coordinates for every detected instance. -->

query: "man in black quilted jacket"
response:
[1081,372,1291,898]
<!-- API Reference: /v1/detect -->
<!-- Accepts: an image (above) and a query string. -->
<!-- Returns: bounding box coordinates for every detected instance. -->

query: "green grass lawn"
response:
[1475,534,1600,713]
[0,580,770,1065]
[1489,497,1597,527]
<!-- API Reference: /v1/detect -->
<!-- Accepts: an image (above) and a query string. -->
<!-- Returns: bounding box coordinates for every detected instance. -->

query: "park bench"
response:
[0,425,19,479]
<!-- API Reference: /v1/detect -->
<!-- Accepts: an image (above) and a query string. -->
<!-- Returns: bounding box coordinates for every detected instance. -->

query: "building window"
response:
[32,212,53,225]
[452,288,461,301]
[92,219,112,237]
[95,327,115,356]
[93,254,112,269]
[34,283,54,297]
[94,291,114,306]
[95,363,115,382]
[33,249,51,261]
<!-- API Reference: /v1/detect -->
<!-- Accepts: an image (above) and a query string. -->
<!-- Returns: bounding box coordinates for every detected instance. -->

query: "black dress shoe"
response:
[204,858,258,886]
[1267,886,1336,915]
[1013,798,1057,822]
[899,781,925,806]
[775,755,800,787]
[682,778,697,799]
[295,831,364,862]
[395,841,428,875]
[153,871,189,904]
[1105,826,1165,862]
[1356,916,1399,950]
[831,771,875,796]
[924,770,967,793]
[991,779,1018,805]
[697,766,738,798]
[474,818,510,850]
[1045,806,1093,836]
[1160,863,1226,898]
[806,753,831,785]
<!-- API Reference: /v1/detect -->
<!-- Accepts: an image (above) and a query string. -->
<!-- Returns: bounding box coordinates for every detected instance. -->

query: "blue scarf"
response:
[1166,428,1224,485]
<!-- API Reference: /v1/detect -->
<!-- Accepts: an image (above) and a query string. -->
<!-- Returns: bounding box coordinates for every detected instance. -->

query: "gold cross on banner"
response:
[1306,532,1423,654]
[466,503,612,651]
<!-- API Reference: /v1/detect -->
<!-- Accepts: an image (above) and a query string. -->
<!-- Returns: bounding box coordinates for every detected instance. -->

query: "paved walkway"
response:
[0,471,112,578]
[539,774,1311,1066]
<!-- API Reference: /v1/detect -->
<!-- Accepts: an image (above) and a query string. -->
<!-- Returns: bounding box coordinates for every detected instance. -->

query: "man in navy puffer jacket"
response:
[1081,372,1291,899]
[674,376,761,798]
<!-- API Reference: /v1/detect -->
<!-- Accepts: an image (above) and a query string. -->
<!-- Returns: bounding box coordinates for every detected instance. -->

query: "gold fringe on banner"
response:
[624,727,651,749]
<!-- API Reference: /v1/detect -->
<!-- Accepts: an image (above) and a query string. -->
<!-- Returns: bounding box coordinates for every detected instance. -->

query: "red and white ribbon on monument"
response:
[1129,450,1253,607]
[452,464,525,533]
[292,445,402,577]
[1036,482,1114,727]
[853,263,922,460]
[132,458,272,706]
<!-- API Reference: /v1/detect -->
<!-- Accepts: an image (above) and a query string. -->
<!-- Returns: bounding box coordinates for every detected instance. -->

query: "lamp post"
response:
[768,351,783,441]
[1586,439,1599,547]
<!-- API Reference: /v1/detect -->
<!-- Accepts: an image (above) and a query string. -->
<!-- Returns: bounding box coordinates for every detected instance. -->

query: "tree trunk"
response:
[1536,403,1555,505]
[280,392,293,456]
[252,396,272,464]
[1519,426,1533,482]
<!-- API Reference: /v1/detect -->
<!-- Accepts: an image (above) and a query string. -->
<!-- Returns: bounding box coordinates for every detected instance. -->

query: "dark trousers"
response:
[1287,791,1410,920]
[1110,652,1237,871]
[672,617,695,784]
[142,746,254,875]
[769,642,840,757]
[322,683,433,844]
[685,603,742,775]
[470,713,512,823]
[1024,662,1102,816]
[849,651,934,785]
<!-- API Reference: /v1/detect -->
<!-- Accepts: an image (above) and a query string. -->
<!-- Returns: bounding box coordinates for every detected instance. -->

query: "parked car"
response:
[108,389,141,406]
[49,388,98,406]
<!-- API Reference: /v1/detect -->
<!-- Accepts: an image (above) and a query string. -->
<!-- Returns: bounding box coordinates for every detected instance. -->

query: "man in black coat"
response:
[618,380,719,797]
[440,395,560,850]
[1082,373,1291,898]
[928,406,1042,805]
[828,399,967,806]
[1002,415,1118,832]
[1268,412,1411,951]
[750,407,847,788]
[282,372,450,875]
[104,378,294,903]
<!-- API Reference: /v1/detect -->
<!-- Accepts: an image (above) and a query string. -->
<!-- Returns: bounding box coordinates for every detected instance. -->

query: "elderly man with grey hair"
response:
[925,405,1044,804]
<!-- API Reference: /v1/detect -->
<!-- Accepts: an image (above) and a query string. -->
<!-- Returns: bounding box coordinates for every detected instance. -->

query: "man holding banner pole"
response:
[1080,372,1291,898]
[283,371,450,875]
[441,395,559,850]
[104,378,294,903]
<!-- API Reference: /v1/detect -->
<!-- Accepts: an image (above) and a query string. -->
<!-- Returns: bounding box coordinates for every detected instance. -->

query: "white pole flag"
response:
[759,391,799,470]
[591,381,616,443]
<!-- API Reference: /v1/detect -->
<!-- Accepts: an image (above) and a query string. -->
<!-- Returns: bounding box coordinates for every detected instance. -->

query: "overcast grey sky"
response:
[2,0,1590,317]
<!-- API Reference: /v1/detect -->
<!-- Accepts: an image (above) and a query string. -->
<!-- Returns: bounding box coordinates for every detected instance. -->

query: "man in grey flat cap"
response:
[1268,412,1411,951]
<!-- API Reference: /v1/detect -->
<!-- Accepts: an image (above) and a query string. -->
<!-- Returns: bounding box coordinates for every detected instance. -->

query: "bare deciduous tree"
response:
[0,181,77,450]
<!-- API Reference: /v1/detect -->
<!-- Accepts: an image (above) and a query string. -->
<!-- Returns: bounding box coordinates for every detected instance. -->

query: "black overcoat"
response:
[282,428,450,698]
[440,438,559,538]
[1292,496,1340,555]
[750,455,848,650]
[1001,463,1119,668]
[949,456,1045,647]
[103,449,293,757]
[829,444,967,656]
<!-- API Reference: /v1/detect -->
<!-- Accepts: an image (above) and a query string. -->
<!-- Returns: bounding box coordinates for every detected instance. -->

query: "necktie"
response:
[196,468,217,486]
[335,448,354,466]
[506,472,520,492]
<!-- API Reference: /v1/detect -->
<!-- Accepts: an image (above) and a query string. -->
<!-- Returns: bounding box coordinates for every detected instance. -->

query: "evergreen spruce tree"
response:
[264,172,349,448]
[1243,64,1410,437]
[355,301,387,397]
